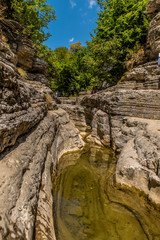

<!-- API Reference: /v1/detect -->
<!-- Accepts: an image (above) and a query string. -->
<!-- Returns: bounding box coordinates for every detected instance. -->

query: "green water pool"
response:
[53,146,160,240]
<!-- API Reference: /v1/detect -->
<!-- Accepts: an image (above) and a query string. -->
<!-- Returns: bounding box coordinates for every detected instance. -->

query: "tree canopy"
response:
[9,0,56,44]
[88,0,150,85]
[37,43,96,96]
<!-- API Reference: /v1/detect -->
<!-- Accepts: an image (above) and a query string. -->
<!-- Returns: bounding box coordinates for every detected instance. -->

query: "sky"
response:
[45,0,99,50]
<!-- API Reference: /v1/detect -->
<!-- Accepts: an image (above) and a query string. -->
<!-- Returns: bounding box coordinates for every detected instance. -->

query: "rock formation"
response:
[0,3,84,239]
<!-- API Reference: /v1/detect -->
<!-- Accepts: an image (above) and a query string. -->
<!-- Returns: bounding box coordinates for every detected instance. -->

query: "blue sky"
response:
[45,0,99,50]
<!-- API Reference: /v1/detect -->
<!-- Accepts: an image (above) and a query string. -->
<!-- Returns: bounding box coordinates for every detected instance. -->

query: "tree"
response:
[54,47,71,61]
[9,0,56,44]
[89,0,149,86]
[69,41,84,54]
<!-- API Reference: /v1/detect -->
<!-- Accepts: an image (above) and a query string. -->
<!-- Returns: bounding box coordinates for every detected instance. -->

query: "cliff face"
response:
[0,3,84,240]
[60,0,160,206]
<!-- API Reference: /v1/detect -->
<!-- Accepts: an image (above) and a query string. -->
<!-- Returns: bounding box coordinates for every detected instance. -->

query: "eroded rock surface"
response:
[79,86,160,204]
[116,118,160,204]
[146,0,160,19]
[60,104,89,135]
[0,6,84,240]
[0,39,48,153]
[0,110,84,240]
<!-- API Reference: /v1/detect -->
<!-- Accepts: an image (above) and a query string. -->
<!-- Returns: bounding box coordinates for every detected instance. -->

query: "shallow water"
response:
[53,146,160,240]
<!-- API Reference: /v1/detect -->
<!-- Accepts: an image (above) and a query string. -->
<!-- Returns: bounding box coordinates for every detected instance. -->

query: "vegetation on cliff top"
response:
[89,0,150,86]
[8,0,149,96]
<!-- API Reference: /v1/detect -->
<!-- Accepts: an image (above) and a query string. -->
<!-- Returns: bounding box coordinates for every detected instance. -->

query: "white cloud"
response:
[69,37,74,43]
[89,0,96,8]
[70,0,76,8]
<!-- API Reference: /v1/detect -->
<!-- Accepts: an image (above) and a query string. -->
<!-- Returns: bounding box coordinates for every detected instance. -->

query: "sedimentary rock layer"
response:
[0,110,84,240]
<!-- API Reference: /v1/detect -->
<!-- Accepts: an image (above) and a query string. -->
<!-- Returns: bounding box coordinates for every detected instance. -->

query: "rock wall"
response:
[0,110,83,240]
[0,5,84,240]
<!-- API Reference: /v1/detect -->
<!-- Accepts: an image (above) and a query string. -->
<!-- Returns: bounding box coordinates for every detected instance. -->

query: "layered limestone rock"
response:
[0,110,84,240]
[0,39,48,153]
[0,4,84,240]
[86,109,110,145]
[118,61,160,90]
[60,104,89,135]
[0,7,58,153]
[116,117,160,204]
[81,89,160,120]
[146,1,160,60]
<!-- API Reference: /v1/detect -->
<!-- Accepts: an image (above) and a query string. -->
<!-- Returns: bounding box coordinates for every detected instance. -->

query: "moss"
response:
[45,94,53,104]
[18,68,27,78]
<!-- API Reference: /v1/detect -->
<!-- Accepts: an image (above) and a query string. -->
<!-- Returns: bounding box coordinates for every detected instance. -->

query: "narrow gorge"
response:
[0,0,160,239]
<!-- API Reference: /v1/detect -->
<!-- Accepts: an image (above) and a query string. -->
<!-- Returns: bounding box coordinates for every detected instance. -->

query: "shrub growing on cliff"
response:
[9,0,56,44]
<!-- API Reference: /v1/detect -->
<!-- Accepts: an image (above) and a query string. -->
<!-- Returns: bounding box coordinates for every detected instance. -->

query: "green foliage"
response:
[9,0,56,44]
[69,41,84,53]
[42,0,150,96]
[9,0,149,96]
[36,42,97,96]
[89,0,150,85]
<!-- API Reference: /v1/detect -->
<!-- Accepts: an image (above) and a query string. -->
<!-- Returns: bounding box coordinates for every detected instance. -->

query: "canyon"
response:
[0,0,160,239]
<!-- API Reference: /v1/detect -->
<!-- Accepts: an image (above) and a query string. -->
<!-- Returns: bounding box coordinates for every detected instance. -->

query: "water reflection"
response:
[53,146,160,240]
